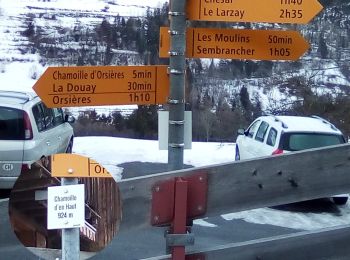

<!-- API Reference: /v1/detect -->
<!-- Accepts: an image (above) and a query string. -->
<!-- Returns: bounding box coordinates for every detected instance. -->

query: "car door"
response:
[52,108,73,153]
[265,127,279,155]
[238,119,262,159]
[31,103,61,158]
[252,121,270,157]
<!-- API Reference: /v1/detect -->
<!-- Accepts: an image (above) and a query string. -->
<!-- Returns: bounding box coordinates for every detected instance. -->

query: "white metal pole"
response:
[61,177,80,260]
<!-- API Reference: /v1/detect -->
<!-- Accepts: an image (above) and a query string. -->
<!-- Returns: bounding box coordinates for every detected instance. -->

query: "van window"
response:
[32,103,56,131]
[281,133,344,151]
[255,121,269,142]
[266,127,278,146]
[247,120,261,138]
[53,108,64,126]
[32,104,45,132]
[41,103,54,129]
[0,107,24,140]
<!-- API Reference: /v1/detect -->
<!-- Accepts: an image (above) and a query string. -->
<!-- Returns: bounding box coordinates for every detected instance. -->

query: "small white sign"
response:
[158,110,192,150]
[47,184,85,230]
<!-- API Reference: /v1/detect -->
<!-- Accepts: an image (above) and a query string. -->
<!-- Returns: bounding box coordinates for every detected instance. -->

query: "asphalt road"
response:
[1,161,337,260]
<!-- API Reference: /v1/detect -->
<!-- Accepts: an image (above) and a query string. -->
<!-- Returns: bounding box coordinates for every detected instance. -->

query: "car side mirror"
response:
[65,115,75,123]
[237,128,245,135]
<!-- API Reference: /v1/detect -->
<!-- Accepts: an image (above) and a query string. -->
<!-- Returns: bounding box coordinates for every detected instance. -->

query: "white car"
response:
[0,91,74,189]
[235,115,348,205]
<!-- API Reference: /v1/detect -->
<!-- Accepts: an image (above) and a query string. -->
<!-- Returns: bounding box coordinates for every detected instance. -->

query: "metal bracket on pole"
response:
[167,67,185,75]
[169,120,185,125]
[169,51,186,56]
[168,11,186,16]
[168,30,185,36]
[165,232,195,247]
[151,173,208,259]
[169,143,185,148]
[168,98,185,105]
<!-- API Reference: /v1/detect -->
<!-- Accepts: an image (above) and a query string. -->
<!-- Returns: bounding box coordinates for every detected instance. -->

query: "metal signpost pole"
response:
[168,0,187,171]
[61,177,80,260]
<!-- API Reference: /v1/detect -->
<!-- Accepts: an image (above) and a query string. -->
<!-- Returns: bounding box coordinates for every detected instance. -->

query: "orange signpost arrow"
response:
[51,154,113,178]
[160,27,310,61]
[187,0,323,24]
[33,65,169,108]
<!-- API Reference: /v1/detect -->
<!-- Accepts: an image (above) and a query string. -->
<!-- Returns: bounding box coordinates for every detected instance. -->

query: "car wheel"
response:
[332,197,348,205]
[66,139,73,153]
[235,145,240,161]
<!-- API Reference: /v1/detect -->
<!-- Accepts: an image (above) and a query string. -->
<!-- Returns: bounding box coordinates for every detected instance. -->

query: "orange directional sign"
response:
[33,65,169,108]
[159,27,309,61]
[51,154,112,178]
[187,0,323,24]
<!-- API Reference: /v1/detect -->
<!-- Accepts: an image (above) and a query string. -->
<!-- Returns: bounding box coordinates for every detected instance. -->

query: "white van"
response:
[236,115,348,205]
[0,91,74,189]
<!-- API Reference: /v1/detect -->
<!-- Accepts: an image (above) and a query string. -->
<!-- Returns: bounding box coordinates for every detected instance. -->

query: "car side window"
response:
[32,103,55,131]
[246,120,261,138]
[53,108,65,126]
[41,103,55,129]
[255,121,269,142]
[32,104,45,132]
[266,127,278,146]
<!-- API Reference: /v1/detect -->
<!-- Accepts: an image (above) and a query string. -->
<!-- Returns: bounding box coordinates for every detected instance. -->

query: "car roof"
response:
[0,90,39,106]
[259,115,342,135]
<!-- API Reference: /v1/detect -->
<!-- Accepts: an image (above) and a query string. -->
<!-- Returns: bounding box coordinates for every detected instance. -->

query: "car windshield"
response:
[281,132,344,151]
[0,107,24,140]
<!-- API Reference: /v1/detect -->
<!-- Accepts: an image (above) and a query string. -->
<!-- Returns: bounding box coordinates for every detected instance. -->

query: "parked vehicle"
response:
[235,115,348,205]
[0,90,74,189]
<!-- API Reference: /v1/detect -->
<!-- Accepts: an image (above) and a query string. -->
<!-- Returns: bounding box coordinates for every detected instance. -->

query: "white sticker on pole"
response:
[47,184,85,230]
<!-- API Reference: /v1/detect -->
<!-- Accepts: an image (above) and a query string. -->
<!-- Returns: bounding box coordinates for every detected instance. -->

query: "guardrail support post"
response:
[171,178,188,260]
[151,173,207,259]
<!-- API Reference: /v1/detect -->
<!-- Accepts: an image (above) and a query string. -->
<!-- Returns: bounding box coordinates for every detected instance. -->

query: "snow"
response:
[0,61,43,93]
[73,136,236,180]
[222,207,350,231]
[0,0,165,17]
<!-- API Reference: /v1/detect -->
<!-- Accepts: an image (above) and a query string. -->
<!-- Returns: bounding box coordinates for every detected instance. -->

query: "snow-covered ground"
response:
[73,136,350,232]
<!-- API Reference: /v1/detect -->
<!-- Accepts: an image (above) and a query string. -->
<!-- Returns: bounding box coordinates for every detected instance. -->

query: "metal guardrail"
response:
[113,143,350,259]
[117,143,350,232]
[6,144,350,259]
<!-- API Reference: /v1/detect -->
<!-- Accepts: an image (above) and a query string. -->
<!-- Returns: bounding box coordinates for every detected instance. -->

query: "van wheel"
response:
[66,139,73,153]
[332,197,348,205]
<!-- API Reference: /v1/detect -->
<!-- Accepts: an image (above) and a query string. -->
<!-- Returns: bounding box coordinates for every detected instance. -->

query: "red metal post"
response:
[172,177,188,260]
